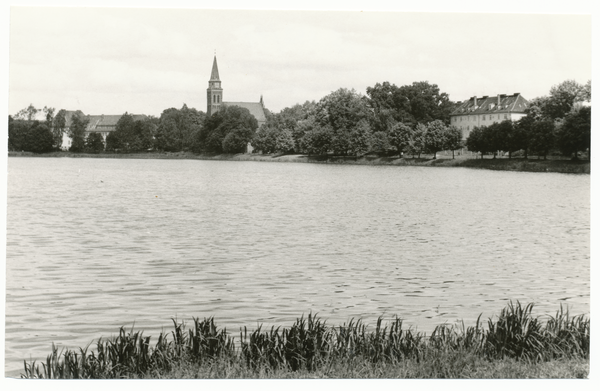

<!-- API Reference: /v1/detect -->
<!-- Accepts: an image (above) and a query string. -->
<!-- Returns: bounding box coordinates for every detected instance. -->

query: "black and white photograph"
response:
[3,0,594,385]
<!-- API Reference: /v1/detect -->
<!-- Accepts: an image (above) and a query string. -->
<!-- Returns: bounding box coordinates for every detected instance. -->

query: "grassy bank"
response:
[8,150,590,174]
[20,302,589,379]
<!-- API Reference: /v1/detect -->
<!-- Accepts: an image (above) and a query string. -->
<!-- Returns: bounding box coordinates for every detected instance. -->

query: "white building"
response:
[450,93,529,139]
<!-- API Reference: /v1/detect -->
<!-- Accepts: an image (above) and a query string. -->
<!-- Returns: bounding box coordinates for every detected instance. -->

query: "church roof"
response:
[210,56,220,81]
[222,102,266,123]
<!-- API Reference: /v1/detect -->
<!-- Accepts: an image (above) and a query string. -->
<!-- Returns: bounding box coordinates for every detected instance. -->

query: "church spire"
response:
[207,55,223,116]
[210,55,220,81]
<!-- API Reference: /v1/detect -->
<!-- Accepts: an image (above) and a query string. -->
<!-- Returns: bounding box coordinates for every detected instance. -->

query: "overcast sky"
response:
[7,2,593,118]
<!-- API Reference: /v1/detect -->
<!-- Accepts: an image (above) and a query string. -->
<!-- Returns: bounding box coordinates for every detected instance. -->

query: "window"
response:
[213,95,216,103]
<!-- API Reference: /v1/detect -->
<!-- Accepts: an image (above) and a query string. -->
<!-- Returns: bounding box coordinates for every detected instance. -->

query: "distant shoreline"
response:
[8,151,590,174]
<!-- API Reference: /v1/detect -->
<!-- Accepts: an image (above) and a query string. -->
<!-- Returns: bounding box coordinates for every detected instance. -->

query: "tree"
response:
[466,126,491,159]
[370,131,393,156]
[388,122,413,157]
[85,132,105,154]
[407,123,427,158]
[274,129,295,154]
[314,88,372,155]
[496,120,521,159]
[14,104,39,121]
[543,80,589,120]
[528,119,555,160]
[424,120,447,159]
[114,112,136,152]
[8,116,29,151]
[251,125,278,154]
[555,105,591,160]
[68,114,89,152]
[27,122,54,153]
[105,131,121,152]
[301,122,334,156]
[199,106,258,153]
[222,126,255,153]
[444,125,463,159]
[155,117,181,152]
[52,109,67,150]
[155,105,205,152]
[348,120,372,157]
[366,81,455,127]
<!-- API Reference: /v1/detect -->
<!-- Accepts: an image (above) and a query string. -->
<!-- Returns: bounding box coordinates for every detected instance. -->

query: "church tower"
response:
[207,55,223,116]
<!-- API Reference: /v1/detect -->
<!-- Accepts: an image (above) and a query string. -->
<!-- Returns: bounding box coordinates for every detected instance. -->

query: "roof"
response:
[451,93,529,116]
[222,101,266,123]
[210,56,220,81]
[85,114,147,131]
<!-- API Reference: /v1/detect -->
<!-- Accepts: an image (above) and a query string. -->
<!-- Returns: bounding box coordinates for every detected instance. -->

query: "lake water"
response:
[5,157,590,376]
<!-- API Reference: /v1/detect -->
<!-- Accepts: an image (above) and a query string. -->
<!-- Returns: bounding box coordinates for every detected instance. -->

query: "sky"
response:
[5,1,595,119]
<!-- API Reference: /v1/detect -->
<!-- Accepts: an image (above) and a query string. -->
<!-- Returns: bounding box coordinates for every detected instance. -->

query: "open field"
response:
[8,150,590,174]
[19,302,589,379]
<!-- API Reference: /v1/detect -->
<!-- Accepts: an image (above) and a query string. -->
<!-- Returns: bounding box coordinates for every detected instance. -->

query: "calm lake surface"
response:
[5,157,590,376]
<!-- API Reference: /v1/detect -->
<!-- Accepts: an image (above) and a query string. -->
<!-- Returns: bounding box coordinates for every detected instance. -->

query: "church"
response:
[206,56,267,152]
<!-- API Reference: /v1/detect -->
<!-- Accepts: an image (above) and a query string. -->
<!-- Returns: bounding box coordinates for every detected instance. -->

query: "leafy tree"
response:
[444,125,463,159]
[155,105,205,152]
[52,109,67,150]
[424,120,447,159]
[401,81,454,125]
[251,125,278,154]
[388,122,413,157]
[274,129,295,154]
[543,80,589,120]
[301,122,334,156]
[131,117,156,151]
[155,117,181,152]
[8,116,29,151]
[496,120,521,159]
[8,118,54,153]
[114,112,136,152]
[105,132,121,152]
[466,126,491,159]
[367,81,454,127]
[528,119,555,159]
[222,126,255,153]
[199,105,258,153]
[14,104,39,121]
[27,122,54,153]
[407,123,427,158]
[555,105,591,160]
[370,131,393,156]
[85,132,105,154]
[68,114,89,152]
[348,120,372,157]
[314,88,372,155]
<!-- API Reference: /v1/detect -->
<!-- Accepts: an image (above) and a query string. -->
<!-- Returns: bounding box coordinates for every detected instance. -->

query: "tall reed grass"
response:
[21,301,589,379]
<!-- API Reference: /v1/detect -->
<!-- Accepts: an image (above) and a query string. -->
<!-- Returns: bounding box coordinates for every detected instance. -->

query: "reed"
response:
[21,302,589,379]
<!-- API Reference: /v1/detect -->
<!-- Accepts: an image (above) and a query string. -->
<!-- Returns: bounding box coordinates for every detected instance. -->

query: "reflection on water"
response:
[6,157,589,376]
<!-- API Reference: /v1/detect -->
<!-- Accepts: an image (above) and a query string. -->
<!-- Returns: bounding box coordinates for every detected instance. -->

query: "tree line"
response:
[466,80,591,160]
[8,79,591,160]
[252,81,461,158]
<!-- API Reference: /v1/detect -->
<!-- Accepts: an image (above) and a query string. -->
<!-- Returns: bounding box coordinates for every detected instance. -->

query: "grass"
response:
[20,302,589,379]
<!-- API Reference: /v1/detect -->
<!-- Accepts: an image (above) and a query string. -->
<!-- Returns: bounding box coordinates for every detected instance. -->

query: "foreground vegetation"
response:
[21,302,589,379]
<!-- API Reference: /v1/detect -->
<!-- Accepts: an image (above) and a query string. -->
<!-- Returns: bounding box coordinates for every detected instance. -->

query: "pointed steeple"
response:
[210,55,220,81]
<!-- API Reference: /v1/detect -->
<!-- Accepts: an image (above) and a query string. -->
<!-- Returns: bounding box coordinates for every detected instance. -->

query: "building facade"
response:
[450,93,529,139]
[60,111,147,150]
